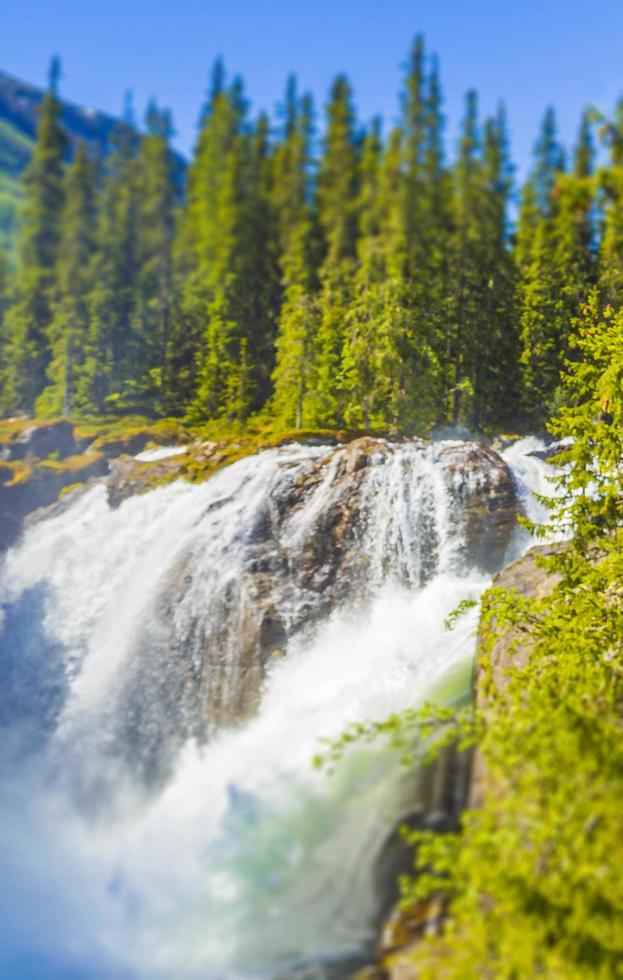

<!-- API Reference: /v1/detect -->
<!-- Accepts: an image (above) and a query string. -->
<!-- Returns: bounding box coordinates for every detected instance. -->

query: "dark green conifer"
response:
[80,114,140,412]
[2,62,68,411]
[271,86,318,429]
[598,99,623,307]
[309,74,359,426]
[134,103,177,411]
[518,108,593,421]
[38,142,97,416]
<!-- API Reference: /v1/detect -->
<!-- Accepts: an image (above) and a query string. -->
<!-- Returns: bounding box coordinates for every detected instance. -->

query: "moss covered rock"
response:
[0,450,108,551]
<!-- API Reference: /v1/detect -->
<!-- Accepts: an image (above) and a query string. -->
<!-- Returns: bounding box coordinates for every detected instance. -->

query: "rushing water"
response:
[0,437,551,980]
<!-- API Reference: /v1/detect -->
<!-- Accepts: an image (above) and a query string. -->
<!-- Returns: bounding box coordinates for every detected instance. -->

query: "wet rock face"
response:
[1,434,519,762]
[468,542,563,811]
[0,454,108,553]
[107,456,177,508]
[437,442,518,572]
[0,420,79,462]
[0,420,109,553]
[5,435,518,777]
[120,437,518,754]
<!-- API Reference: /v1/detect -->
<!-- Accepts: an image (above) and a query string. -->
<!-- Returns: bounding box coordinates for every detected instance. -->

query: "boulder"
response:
[116,437,518,763]
[437,442,517,572]
[527,438,573,462]
[0,420,78,462]
[468,542,563,809]
[107,455,186,508]
[0,453,109,553]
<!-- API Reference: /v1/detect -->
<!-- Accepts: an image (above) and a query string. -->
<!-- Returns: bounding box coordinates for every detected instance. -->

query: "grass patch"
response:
[58,482,86,499]
[38,451,105,475]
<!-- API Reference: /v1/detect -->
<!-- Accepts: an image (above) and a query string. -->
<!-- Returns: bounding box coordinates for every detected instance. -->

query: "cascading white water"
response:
[0,437,551,980]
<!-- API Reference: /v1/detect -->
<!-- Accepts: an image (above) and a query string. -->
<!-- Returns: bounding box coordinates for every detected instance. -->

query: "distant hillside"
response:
[0,71,186,262]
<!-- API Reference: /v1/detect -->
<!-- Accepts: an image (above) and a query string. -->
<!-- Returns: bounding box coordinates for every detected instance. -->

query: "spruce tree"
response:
[80,114,140,412]
[309,74,360,426]
[403,41,452,428]
[135,102,177,411]
[179,66,268,422]
[598,99,623,307]
[446,90,482,426]
[443,96,519,430]
[517,108,593,421]
[37,142,97,416]
[2,61,68,412]
[237,110,281,410]
[341,124,421,430]
[271,86,318,429]
[516,108,564,420]
[0,253,12,408]
[402,34,427,260]
[340,119,389,428]
[473,108,520,428]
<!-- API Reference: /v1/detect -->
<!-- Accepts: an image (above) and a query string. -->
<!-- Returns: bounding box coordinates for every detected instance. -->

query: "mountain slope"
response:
[0,70,186,260]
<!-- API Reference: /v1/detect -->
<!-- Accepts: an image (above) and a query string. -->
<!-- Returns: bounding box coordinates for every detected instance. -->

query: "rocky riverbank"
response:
[371,540,561,979]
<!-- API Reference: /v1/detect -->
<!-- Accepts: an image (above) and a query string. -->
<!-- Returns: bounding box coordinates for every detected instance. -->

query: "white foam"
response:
[134,445,188,462]
[0,438,548,977]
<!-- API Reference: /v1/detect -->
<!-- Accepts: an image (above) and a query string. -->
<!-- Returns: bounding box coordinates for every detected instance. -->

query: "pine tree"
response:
[573,107,595,180]
[37,142,97,416]
[400,39,452,428]
[237,110,281,409]
[309,74,360,426]
[532,106,566,213]
[598,99,623,307]
[472,108,520,427]
[340,119,389,428]
[271,86,318,429]
[443,96,519,430]
[134,102,177,411]
[446,90,482,426]
[2,61,68,412]
[402,34,427,259]
[179,66,268,422]
[79,113,140,412]
[341,123,424,430]
[516,108,567,420]
[517,108,594,421]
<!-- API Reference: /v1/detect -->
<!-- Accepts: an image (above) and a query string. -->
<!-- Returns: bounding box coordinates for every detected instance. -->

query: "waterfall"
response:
[0,437,550,979]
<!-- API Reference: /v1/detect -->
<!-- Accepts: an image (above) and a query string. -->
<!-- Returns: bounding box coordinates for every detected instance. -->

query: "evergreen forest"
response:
[0,38,617,435]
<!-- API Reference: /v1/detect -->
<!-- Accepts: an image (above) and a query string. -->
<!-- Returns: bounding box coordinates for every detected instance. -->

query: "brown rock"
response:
[437,442,517,572]
[0,419,78,462]
[0,452,109,552]
[111,437,520,739]
[467,542,563,809]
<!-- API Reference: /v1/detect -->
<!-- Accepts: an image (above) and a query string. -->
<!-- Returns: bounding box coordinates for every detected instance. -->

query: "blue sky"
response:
[3,0,623,175]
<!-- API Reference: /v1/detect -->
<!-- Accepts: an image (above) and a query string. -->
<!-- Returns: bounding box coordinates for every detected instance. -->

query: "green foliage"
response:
[0,38,619,443]
[517,109,596,424]
[385,298,623,977]
[311,298,623,977]
[1,80,67,412]
[36,141,97,416]
[313,702,477,774]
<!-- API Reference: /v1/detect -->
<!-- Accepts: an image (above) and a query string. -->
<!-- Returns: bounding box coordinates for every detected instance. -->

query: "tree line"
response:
[0,38,620,433]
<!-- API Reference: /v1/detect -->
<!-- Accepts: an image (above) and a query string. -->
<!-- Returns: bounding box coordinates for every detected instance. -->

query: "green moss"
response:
[0,415,395,501]
[2,459,33,485]
[0,417,61,441]
[58,482,85,499]
[38,451,105,474]
[75,416,190,456]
